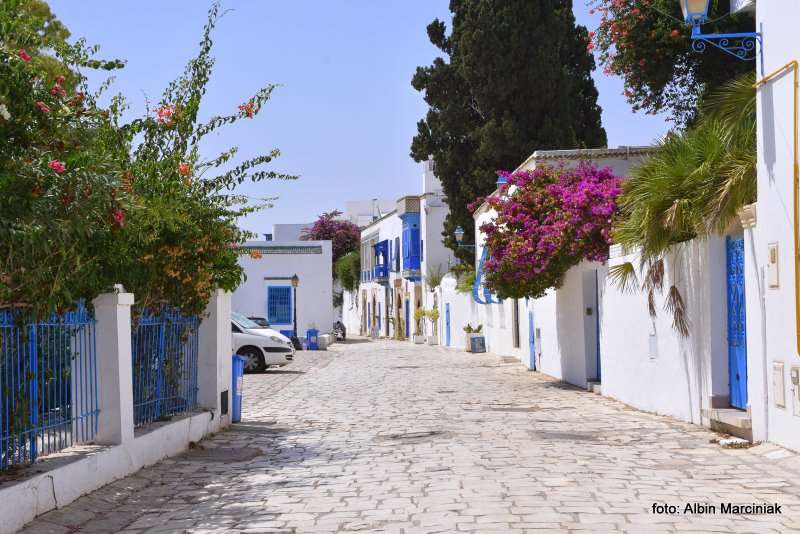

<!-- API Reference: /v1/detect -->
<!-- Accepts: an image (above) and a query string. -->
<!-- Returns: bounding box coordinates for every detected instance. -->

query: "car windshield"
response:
[232,312,262,330]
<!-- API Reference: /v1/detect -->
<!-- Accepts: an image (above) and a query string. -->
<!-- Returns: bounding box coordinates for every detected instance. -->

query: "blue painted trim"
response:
[473,247,500,305]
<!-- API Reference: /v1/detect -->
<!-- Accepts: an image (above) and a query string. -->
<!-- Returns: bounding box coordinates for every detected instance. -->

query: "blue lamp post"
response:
[679,0,762,68]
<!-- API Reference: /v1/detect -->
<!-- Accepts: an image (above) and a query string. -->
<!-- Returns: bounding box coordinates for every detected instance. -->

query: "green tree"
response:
[411,0,607,260]
[335,251,361,292]
[589,0,754,125]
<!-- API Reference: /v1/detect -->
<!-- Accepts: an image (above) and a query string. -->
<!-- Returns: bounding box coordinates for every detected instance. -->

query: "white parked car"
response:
[231,312,295,373]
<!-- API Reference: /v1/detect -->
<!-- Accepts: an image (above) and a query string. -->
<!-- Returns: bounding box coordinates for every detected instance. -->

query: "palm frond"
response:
[608,262,639,294]
[664,285,690,337]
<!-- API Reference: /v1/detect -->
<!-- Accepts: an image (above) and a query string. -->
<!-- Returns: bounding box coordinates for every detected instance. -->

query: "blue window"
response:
[394,237,400,271]
[267,286,292,324]
[421,239,424,262]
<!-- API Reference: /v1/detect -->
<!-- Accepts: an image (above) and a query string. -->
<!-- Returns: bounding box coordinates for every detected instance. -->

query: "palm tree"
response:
[610,73,756,335]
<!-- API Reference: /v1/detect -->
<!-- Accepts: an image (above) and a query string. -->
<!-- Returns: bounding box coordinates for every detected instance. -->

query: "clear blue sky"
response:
[49,1,669,235]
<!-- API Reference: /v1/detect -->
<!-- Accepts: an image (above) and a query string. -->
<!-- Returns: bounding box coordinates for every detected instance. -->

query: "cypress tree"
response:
[411,0,607,258]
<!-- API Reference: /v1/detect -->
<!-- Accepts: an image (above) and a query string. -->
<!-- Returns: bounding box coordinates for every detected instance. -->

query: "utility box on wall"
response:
[773,362,785,408]
[791,367,800,416]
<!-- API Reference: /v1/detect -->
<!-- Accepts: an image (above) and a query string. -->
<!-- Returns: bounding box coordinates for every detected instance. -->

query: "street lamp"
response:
[679,0,710,25]
[678,0,762,67]
[291,273,299,338]
[454,226,475,250]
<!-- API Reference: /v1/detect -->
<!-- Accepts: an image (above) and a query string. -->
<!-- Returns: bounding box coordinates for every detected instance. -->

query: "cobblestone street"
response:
[20,340,800,533]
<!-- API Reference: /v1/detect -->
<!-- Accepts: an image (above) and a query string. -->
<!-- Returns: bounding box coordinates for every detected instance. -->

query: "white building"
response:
[266,223,312,242]
[344,199,396,228]
[233,240,334,338]
[747,0,800,451]
[439,148,650,373]
[343,160,455,340]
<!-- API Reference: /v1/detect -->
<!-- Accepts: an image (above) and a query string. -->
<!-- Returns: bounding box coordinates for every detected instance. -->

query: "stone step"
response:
[707,408,753,442]
[586,381,602,395]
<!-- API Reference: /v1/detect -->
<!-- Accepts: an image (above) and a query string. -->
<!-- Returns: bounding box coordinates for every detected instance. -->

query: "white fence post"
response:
[92,291,135,446]
[198,289,232,430]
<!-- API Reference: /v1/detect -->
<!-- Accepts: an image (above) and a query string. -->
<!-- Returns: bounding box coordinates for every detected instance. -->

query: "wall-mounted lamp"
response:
[679,0,762,70]
[454,226,476,250]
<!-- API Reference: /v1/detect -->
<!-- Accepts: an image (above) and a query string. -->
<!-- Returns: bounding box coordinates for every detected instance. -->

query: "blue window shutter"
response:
[267,286,292,324]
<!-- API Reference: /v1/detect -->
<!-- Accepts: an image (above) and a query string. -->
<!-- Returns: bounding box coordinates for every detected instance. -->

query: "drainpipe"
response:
[755,60,799,355]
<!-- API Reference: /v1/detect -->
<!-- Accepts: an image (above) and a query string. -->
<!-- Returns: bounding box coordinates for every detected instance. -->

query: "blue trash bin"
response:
[306,328,319,350]
[231,354,246,423]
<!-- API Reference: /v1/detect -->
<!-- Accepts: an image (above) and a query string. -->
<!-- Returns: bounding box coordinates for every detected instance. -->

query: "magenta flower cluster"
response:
[300,210,361,263]
[480,163,622,299]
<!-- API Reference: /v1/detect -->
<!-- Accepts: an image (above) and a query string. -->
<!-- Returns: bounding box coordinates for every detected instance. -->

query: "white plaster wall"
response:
[439,275,477,351]
[233,241,334,336]
[271,223,311,242]
[341,288,361,336]
[601,238,728,425]
[752,3,800,451]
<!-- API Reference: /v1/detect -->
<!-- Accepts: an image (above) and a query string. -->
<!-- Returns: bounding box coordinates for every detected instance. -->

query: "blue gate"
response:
[445,304,451,346]
[0,305,99,470]
[726,236,748,409]
[528,310,536,370]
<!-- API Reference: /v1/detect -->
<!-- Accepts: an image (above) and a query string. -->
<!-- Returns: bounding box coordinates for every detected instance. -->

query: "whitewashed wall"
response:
[233,241,334,336]
[602,238,729,425]
[468,150,653,387]
[751,3,800,451]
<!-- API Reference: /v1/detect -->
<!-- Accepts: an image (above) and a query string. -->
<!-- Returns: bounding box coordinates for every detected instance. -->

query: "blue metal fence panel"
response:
[131,308,199,428]
[0,305,99,470]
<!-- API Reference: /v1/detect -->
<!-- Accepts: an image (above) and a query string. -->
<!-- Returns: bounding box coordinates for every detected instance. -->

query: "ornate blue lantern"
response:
[679,0,711,24]
[679,0,762,68]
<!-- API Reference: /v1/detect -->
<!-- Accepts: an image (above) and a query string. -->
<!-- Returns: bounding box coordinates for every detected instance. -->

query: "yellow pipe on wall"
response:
[755,60,799,355]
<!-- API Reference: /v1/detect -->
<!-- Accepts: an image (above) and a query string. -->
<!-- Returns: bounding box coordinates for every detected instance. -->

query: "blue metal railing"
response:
[0,305,99,470]
[131,308,199,427]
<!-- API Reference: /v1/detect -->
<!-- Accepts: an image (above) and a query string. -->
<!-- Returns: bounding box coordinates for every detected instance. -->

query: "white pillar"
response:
[92,291,134,446]
[198,289,232,430]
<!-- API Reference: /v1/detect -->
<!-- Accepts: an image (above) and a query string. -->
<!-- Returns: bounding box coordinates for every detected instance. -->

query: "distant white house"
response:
[345,199,396,228]
[342,160,455,339]
[233,240,334,338]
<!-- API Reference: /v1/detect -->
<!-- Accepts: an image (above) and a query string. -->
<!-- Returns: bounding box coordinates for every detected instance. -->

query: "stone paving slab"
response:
[19,339,800,533]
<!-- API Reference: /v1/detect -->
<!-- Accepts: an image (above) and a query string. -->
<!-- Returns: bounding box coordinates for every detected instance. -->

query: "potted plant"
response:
[413,308,427,344]
[463,323,485,352]
[426,307,440,345]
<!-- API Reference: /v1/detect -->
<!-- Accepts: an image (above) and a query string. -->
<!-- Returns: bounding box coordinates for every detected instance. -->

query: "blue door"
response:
[726,236,748,409]
[528,311,536,370]
[445,303,451,346]
[404,299,410,338]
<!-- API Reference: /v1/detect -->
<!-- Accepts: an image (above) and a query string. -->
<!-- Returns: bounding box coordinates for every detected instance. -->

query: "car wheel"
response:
[239,347,265,373]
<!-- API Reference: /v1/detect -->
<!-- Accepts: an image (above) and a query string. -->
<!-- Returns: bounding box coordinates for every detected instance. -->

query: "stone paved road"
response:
[20,340,800,533]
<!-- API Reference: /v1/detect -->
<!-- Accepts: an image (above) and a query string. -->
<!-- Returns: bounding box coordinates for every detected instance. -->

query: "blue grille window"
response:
[267,286,292,324]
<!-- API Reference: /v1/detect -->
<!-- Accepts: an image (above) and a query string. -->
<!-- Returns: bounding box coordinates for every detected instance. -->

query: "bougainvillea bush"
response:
[478,163,621,299]
[301,210,361,264]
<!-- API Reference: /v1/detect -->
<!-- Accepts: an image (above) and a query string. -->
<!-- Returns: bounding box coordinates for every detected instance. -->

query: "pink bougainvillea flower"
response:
[35,101,50,113]
[54,74,66,84]
[111,209,125,228]
[48,160,66,174]
[671,29,681,37]
[178,163,191,176]
[18,49,31,62]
